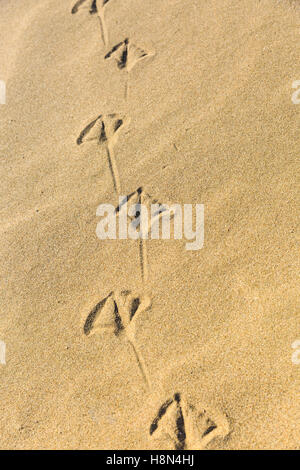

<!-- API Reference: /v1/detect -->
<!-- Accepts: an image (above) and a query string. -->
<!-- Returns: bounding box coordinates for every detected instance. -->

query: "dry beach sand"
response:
[0,0,299,449]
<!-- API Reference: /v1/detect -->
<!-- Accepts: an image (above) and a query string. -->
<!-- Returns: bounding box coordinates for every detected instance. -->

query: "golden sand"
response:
[0,0,299,449]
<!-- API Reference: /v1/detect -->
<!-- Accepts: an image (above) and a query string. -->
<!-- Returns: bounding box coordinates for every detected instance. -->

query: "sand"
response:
[0,0,299,449]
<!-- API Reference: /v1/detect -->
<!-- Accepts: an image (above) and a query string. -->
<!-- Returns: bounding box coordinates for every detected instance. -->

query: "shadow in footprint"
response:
[72,0,96,15]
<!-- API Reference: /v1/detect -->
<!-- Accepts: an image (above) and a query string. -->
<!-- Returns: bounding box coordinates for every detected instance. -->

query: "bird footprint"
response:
[77,114,130,193]
[105,38,153,72]
[116,187,175,283]
[71,0,97,15]
[84,290,152,388]
[76,113,128,147]
[83,290,151,338]
[105,39,154,99]
[71,0,111,45]
[150,393,230,450]
[116,187,174,233]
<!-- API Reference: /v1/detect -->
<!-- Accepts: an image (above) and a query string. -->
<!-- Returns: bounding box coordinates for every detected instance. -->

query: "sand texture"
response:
[0,0,299,449]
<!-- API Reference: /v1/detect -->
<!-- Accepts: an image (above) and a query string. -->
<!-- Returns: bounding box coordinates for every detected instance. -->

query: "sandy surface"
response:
[0,0,299,449]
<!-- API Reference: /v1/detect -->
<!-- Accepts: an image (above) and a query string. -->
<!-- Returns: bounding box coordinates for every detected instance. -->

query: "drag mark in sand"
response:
[77,113,130,194]
[150,393,230,450]
[84,290,152,389]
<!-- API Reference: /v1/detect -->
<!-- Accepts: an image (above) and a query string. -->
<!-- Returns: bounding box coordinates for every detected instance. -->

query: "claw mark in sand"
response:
[77,113,130,194]
[150,393,230,450]
[84,290,152,389]
[71,0,111,45]
[115,187,174,285]
[105,38,154,99]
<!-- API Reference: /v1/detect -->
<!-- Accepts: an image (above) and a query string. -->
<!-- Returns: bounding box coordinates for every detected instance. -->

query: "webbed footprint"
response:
[83,290,151,338]
[71,0,111,45]
[150,393,230,450]
[83,290,152,388]
[77,114,130,193]
[105,38,153,73]
[76,113,129,147]
[71,0,97,15]
[105,39,155,99]
[116,187,176,283]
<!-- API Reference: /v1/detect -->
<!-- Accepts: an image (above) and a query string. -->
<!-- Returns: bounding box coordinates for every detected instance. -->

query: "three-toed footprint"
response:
[77,113,130,193]
[84,290,152,388]
[71,0,111,45]
[115,187,175,283]
[83,289,151,337]
[105,39,155,99]
[150,393,230,450]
